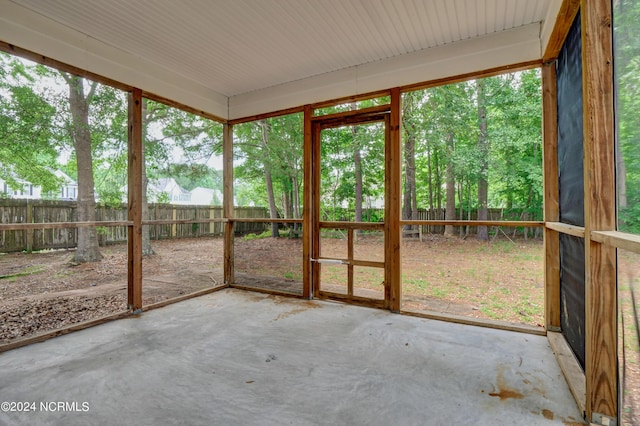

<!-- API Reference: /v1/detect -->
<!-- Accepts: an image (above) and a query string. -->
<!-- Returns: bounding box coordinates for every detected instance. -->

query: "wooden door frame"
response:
[307,106,391,308]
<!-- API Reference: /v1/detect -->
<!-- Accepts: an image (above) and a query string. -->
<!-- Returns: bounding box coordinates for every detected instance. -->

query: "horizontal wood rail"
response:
[591,230,640,254]
[310,104,390,122]
[228,218,303,223]
[0,221,133,231]
[545,221,586,238]
[142,218,227,225]
[319,221,385,230]
[314,257,384,268]
[401,220,544,227]
[317,291,386,309]
[311,89,391,112]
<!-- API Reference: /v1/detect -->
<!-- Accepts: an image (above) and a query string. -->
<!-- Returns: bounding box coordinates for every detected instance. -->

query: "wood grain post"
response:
[312,122,322,299]
[302,105,312,299]
[25,199,33,252]
[223,123,234,286]
[581,0,618,422]
[386,88,402,312]
[542,63,561,331]
[127,88,143,312]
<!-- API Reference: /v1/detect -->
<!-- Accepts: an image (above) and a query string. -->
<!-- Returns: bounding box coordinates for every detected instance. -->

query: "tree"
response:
[259,119,280,237]
[402,92,420,226]
[60,73,103,262]
[0,54,62,194]
[476,79,489,240]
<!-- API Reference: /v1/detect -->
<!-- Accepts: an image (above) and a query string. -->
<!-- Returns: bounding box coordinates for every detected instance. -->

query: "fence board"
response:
[0,200,268,253]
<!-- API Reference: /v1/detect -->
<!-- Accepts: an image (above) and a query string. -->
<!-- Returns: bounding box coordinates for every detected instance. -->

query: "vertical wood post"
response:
[581,0,618,422]
[25,199,33,252]
[386,88,402,312]
[223,123,234,286]
[542,63,561,330]
[127,88,143,312]
[312,122,322,299]
[302,105,313,299]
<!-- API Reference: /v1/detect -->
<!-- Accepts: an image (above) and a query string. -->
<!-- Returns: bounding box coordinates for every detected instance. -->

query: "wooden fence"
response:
[0,199,268,253]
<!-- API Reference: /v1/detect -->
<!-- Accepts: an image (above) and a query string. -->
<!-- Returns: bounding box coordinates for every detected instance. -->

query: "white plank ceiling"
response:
[0,0,560,120]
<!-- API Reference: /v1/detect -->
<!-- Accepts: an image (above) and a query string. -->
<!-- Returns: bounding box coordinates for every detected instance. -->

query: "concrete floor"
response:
[0,289,583,425]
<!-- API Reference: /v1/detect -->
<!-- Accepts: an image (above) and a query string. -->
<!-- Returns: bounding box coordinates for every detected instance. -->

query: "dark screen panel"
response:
[559,233,586,368]
[556,11,584,227]
[556,11,586,370]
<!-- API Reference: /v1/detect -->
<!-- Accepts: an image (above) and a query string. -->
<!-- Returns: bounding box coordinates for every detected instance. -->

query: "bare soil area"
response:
[0,237,224,343]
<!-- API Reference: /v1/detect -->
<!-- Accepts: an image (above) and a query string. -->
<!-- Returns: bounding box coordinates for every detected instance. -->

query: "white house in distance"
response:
[145,178,191,204]
[0,170,78,201]
[190,187,222,205]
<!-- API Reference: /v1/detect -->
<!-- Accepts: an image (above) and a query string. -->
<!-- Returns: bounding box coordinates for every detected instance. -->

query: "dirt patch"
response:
[0,237,223,343]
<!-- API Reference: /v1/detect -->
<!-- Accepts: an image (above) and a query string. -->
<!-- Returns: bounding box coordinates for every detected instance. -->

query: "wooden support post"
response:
[386,88,402,312]
[581,0,618,422]
[312,121,322,299]
[127,88,143,312]
[25,199,33,252]
[302,105,313,299]
[347,228,354,296]
[171,206,177,238]
[542,63,561,331]
[223,123,234,286]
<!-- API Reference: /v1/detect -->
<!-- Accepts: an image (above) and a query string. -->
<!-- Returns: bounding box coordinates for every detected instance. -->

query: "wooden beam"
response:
[310,89,391,112]
[319,221,385,230]
[545,222,586,238]
[543,0,582,61]
[548,331,587,415]
[542,62,561,330]
[223,124,234,286]
[310,104,390,123]
[141,284,228,312]
[401,60,541,94]
[312,121,322,298]
[386,88,402,312]
[400,220,543,228]
[347,228,354,296]
[581,0,618,421]
[0,311,132,354]
[316,292,386,309]
[229,218,303,224]
[0,221,133,231]
[302,105,313,299]
[314,258,384,269]
[141,219,227,226]
[402,308,546,336]
[227,105,304,126]
[0,41,133,93]
[127,88,143,312]
[591,230,640,254]
[142,91,225,124]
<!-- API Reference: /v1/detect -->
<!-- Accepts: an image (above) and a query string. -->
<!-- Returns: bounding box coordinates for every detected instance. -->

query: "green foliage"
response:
[234,113,303,217]
[614,0,640,234]
[401,70,543,220]
[0,53,63,193]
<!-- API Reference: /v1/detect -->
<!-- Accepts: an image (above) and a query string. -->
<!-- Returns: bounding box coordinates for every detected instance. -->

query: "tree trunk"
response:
[403,132,417,223]
[444,133,456,236]
[476,80,489,241]
[64,74,102,263]
[259,120,279,237]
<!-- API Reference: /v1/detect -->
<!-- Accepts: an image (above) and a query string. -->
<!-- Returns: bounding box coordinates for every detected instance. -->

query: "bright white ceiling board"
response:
[0,0,229,118]
[3,0,555,121]
[228,23,542,120]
